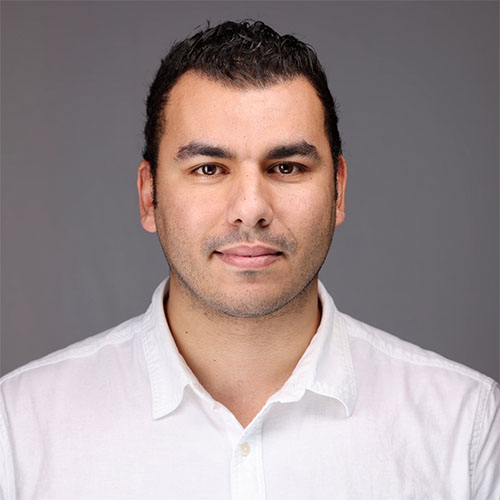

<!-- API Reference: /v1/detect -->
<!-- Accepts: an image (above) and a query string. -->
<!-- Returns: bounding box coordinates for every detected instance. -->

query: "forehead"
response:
[160,72,329,157]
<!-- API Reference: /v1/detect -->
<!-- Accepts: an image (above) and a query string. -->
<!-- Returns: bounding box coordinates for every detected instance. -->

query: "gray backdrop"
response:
[1,1,499,381]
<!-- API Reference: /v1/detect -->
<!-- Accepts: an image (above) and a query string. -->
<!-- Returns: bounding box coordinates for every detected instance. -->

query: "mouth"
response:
[214,245,283,269]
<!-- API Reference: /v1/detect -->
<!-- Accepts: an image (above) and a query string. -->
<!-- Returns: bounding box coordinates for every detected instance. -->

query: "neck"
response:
[164,276,322,427]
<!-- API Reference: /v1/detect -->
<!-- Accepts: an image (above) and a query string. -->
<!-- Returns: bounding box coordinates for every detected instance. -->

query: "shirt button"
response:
[240,442,251,456]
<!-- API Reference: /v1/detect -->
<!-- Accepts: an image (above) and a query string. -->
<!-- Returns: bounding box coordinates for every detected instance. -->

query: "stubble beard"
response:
[168,256,322,320]
[155,206,336,321]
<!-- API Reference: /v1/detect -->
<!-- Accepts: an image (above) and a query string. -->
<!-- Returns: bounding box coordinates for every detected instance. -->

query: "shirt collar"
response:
[275,280,357,416]
[141,279,194,419]
[141,278,357,420]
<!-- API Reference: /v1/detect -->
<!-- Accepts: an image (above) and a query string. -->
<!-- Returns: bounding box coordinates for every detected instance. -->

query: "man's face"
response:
[138,72,346,318]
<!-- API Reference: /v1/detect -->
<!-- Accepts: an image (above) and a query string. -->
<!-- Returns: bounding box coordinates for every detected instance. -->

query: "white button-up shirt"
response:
[1,280,498,499]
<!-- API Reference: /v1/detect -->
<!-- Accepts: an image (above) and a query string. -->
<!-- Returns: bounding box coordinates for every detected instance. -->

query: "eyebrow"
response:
[174,140,321,162]
[264,141,321,162]
[175,142,235,161]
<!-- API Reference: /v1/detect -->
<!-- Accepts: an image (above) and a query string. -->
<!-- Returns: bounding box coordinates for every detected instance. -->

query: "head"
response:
[138,20,347,319]
[142,20,343,207]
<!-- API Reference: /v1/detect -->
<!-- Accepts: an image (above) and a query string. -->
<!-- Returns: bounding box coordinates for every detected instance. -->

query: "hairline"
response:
[155,69,337,168]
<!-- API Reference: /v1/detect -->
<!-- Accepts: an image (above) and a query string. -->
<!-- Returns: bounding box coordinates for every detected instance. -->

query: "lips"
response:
[214,245,283,269]
[217,245,281,257]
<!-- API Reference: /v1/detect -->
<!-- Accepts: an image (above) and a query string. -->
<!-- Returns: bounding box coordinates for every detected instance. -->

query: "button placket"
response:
[231,418,267,500]
[240,441,251,456]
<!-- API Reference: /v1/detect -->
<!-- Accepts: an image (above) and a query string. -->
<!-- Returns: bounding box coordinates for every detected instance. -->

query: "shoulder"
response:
[340,310,499,448]
[341,311,495,388]
[339,311,500,496]
[0,313,145,397]
[0,312,151,499]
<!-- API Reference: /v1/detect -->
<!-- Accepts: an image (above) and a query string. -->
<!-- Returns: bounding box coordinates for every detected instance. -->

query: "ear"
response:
[334,155,347,227]
[137,160,157,233]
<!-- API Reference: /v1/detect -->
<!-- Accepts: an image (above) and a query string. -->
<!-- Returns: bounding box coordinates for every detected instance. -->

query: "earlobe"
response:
[137,160,157,233]
[335,155,347,227]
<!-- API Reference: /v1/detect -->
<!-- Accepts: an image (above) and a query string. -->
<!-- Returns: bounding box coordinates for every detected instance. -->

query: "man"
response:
[1,20,498,499]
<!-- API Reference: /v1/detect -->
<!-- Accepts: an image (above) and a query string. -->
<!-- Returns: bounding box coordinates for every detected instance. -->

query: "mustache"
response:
[202,229,297,255]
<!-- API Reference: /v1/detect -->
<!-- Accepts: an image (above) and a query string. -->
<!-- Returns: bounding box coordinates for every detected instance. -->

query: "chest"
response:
[14,395,471,500]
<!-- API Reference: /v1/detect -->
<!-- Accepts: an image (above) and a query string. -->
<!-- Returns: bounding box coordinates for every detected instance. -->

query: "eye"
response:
[194,164,225,176]
[271,162,303,175]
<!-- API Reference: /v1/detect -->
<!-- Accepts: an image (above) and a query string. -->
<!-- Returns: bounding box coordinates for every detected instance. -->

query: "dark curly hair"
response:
[143,20,343,205]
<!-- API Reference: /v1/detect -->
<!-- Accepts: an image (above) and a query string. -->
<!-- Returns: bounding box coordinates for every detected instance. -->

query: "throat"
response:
[164,276,322,426]
[207,378,287,429]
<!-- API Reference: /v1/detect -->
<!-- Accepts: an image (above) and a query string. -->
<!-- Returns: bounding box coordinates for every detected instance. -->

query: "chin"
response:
[170,260,318,319]
[200,282,311,319]
[203,300,287,319]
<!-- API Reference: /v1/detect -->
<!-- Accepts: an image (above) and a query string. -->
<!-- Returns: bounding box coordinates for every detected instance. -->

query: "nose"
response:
[226,170,274,228]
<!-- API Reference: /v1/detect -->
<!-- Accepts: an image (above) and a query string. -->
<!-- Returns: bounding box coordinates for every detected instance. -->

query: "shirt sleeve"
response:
[0,389,15,500]
[470,380,500,499]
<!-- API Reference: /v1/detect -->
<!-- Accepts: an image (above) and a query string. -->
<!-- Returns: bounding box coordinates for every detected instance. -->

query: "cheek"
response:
[161,188,223,237]
[277,186,335,233]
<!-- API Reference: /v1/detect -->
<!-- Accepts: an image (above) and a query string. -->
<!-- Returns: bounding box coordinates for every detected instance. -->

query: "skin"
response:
[137,72,347,427]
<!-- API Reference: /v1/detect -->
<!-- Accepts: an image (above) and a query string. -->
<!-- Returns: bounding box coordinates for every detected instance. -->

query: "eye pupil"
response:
[279,163,293,174]
[202,165,216,175]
